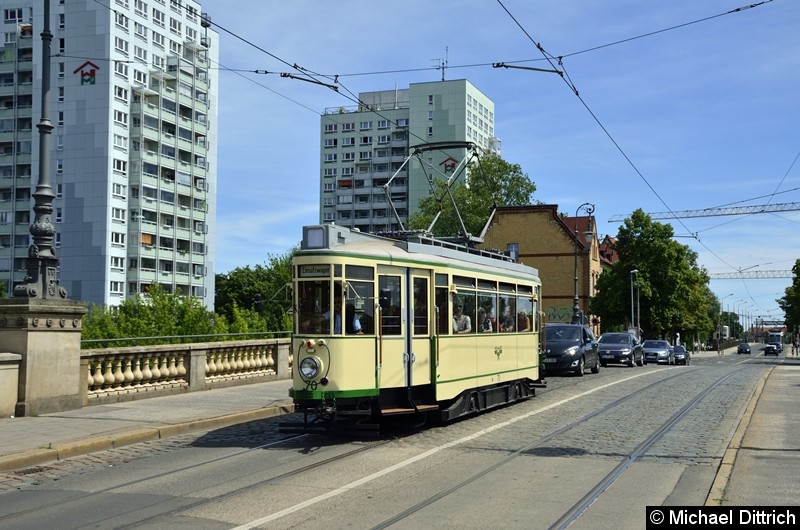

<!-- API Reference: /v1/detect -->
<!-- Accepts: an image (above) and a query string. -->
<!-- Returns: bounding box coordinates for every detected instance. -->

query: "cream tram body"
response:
[289,224,544,430]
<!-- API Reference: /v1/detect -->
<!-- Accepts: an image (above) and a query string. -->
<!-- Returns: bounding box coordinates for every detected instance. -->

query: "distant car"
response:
[673,345,690,365]
[642,339,674,365]
[543,323,600,376]
[764,344,779,356]
[597,332,643,367]
[737,342,751,355]
[769,342,783,353]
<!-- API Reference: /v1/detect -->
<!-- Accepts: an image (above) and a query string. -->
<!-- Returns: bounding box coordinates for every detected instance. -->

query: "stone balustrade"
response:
[80,338,292,406]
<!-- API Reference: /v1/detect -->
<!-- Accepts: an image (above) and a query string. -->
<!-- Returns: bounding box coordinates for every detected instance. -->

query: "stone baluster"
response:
[145,355,157,385]
[132,356,144,387]
[91,362,104,393]
[112,358,124,389]
[168,354,179,381]
[122,356,135,387]
[221,350,232,375]
[176,354,186,381]
[265,348,275,373]
[103,357,115,389]
[159,355,170,384]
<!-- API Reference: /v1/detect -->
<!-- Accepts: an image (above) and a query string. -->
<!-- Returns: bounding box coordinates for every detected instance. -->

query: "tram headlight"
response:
[299,356,322,379]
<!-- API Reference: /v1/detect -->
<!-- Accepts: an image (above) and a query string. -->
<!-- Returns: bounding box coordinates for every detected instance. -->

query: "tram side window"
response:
[498,294,516,332]
[413,277,429,335]
[453,290,475,334]
[378,276,402,336]
[477,292,497,333]
[517,296,533,332]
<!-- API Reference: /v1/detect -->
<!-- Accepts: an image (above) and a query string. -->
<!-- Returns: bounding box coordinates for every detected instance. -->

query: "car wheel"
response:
[591,360,599,374]
[575,357,584,377]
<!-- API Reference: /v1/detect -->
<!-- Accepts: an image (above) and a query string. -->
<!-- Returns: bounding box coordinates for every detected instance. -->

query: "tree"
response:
[214,250,294,334]
[777,259,800,333]
[407,154,536,237]
[82,285,226,348]
[590,209,714,342]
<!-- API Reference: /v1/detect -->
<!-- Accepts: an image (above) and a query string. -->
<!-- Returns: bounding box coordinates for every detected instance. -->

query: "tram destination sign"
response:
[299,265,330,277]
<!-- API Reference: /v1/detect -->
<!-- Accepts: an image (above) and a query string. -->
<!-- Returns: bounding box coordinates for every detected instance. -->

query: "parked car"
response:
[764,344,779,356]
[543,323,600,376]
[642,339,674,365]
[673,345,690,365]
[597,332,643,367]
[737,342,751,354]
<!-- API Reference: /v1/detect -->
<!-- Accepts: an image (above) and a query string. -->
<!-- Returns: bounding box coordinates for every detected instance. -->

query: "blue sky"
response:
[201,0,799,325]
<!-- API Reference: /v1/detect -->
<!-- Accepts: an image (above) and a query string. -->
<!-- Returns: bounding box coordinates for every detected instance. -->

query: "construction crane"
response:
[608,202,800,222]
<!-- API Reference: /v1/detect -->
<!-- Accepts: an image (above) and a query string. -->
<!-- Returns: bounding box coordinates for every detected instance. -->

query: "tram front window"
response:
[297,280,331,334]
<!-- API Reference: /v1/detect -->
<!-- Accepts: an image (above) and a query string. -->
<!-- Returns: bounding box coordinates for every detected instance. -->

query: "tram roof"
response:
[299,224,539,279]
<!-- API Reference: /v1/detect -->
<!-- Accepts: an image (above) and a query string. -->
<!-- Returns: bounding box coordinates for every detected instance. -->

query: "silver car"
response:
[642,339,674,365]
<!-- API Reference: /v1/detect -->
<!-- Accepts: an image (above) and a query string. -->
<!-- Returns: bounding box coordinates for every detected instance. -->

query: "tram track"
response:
[365,366,747,530]
[0,433,394,527]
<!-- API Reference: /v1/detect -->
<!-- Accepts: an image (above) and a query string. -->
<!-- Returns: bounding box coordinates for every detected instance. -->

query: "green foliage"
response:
[777,259,799,331]
[589,209,714,341]
[81,285,228,348]
[214,250,294,333]
[407,154,536,237]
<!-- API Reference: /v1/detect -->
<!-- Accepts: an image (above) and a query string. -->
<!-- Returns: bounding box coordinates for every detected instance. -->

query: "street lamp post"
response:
[733,300,745,339]
[629,269,638,332]
[719,293,733,353]
[571,202,595,324]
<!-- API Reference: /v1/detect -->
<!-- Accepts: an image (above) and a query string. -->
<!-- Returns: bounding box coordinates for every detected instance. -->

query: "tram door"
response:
[377,267,431,389]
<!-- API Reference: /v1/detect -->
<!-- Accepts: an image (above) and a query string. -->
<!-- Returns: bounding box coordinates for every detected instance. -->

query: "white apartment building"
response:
[0,0,218,306]
[319,79,498,232]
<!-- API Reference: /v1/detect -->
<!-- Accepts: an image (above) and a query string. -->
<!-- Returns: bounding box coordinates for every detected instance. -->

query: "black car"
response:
[737,342,751,354]
[543,323,600,376]
[597,332,643,367]
[673,345,690,365]
[764,344,779,356]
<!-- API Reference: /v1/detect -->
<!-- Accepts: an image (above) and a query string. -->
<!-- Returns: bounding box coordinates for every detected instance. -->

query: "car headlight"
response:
[565,346,579,356]
[299,356,322,379]
[620,348,631,355]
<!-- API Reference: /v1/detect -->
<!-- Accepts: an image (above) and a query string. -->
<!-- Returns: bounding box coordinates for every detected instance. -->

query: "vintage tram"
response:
[287,224,545,432]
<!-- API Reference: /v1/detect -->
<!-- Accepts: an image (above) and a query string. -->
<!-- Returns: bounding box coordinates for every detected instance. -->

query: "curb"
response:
[0,403,294,474]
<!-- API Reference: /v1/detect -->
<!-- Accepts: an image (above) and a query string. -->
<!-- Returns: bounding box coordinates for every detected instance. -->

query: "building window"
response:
[110,281,124,295]
[342,137,355,147]
[359,121,372,130]
[428,94,433,104]
[342,123,355,132]
[342,152,355,162]
[115,61,129,79]
[114,85,129,102]
[134,45,147,62]
[115,12,128,30]
[360,136,372,145]
[152,31,164,48]
[324,154,337,163]
[112,158,127,175]
[111,256,125,271]
[112,207,126,222]
[324,138,337,148]
[111,232,126,246]
[114,36,129,56]
[324,123,337,133]
[152,8,165,27]
[428,126,433,137]
[323,168,336,177]
[377,120,389,129]
[112,183,126,199]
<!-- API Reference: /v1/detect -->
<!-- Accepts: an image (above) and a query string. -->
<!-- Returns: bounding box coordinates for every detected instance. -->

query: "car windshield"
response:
[545,326,580,341]
[642,340,669,348]
[599,334,630,344]
[674,346,686,353]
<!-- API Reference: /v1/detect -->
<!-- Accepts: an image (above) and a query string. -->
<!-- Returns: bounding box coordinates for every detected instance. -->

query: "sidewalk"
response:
[0,379,294,473]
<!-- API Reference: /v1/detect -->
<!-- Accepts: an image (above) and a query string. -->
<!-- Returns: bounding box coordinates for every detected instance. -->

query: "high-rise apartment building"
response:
[0,0,218,306]
[319,79,498,232]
